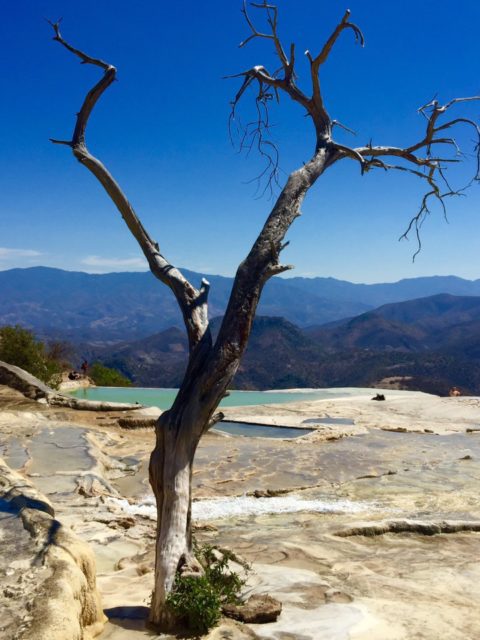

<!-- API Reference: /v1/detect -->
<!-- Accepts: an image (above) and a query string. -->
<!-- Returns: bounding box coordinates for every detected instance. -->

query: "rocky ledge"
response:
[0,361,142,412]
[0,457,106,639]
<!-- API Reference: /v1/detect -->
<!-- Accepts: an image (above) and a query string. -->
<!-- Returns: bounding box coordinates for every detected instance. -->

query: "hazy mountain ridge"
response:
[2,267,480,343]
[82,316,327,391]
[289,275,480,307]
[0,267,370,341]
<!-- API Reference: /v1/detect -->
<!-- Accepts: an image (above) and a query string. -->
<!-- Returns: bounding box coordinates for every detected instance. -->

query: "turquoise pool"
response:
[68,386,372,409]
[214,421,314,438]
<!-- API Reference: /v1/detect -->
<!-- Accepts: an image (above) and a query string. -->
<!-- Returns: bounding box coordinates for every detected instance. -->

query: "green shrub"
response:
[196,543,247,605]
[0,325,64,386]
[89,362,132,387]
[166,541,249,634]
[166,574,221,635]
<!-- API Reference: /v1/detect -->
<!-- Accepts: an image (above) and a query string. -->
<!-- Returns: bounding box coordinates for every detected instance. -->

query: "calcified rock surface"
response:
[0,455,105,639]
[1,384,480,639]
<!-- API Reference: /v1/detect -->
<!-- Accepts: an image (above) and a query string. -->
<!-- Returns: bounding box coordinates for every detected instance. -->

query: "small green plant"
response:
[196,542,248,605]
[166,574,221,635]
[166,540,249,634]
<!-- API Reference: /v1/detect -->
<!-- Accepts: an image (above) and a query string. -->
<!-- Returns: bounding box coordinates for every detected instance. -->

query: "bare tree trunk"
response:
[148,410,198,628]
[146,159,330,628]
[147,336,229,627]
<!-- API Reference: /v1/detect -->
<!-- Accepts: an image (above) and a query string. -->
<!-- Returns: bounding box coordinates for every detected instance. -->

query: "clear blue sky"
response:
[0,0,478,283]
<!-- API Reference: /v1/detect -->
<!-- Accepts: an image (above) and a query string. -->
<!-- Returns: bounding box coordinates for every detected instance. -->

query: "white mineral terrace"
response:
[106,494,375,521]
[2,386,480,639]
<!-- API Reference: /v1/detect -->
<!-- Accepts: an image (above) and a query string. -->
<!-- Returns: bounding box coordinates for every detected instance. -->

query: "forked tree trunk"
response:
[146,179,327,629]
[47,13,366,633]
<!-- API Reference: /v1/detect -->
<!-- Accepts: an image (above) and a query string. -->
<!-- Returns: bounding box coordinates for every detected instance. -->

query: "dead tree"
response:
[49,3,479,630]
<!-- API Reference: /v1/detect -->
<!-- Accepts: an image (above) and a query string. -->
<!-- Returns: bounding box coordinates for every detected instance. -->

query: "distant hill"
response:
[88,326,189,388]
[84,295,480,395]
[305,294,480,395]
[307,294,480,353]
[0,267,368,342]
[289,275,480,308]
[1,267,480,343]
[86,316,327,390]
[228,316,326,390]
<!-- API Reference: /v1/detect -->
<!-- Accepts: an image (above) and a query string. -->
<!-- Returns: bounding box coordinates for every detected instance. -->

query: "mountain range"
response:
[2,267,480,343]
[1,267,479,395]
[86,294,480,396]
[307,294,480,353]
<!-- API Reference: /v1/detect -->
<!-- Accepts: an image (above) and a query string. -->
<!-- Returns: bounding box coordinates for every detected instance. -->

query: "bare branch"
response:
[365,159,434,182]
[231,4,478,263]
[227,66,285,195]
[350,95,480,255]
[307,10,365,127]
[48,19,110,69]
[49,138,73,147]
[206,412,225,431]
[266,262,294,276]
[335,143,367,172]
[312,9,365,67]
[399,186,457,262]
[49,23,209,351]
[332,119,356,136]
[231,5,366,166]
[239,0,274,48]
[239,1,290,72]
[443,96,480,109]
[230,2,322,191]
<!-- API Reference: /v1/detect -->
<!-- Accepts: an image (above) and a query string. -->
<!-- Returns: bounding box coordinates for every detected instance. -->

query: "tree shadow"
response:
[1,489,54,517]
[104,607,160,636]
[0,497,18,515]
[104,607,201,639]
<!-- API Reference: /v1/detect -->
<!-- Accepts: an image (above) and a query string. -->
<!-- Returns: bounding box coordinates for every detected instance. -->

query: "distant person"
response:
[449,386,461,397]
[81,360,88,377]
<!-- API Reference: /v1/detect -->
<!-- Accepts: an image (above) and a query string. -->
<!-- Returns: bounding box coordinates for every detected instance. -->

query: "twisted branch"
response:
[227,2,314,191]
[306,9,364,126]
[347,96,480,257]
[230,5,479,259]
[228,3,366,192]
[48,21,210,350]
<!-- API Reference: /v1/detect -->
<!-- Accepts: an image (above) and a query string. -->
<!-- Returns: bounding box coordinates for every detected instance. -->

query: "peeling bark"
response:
[148,415,198,628]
